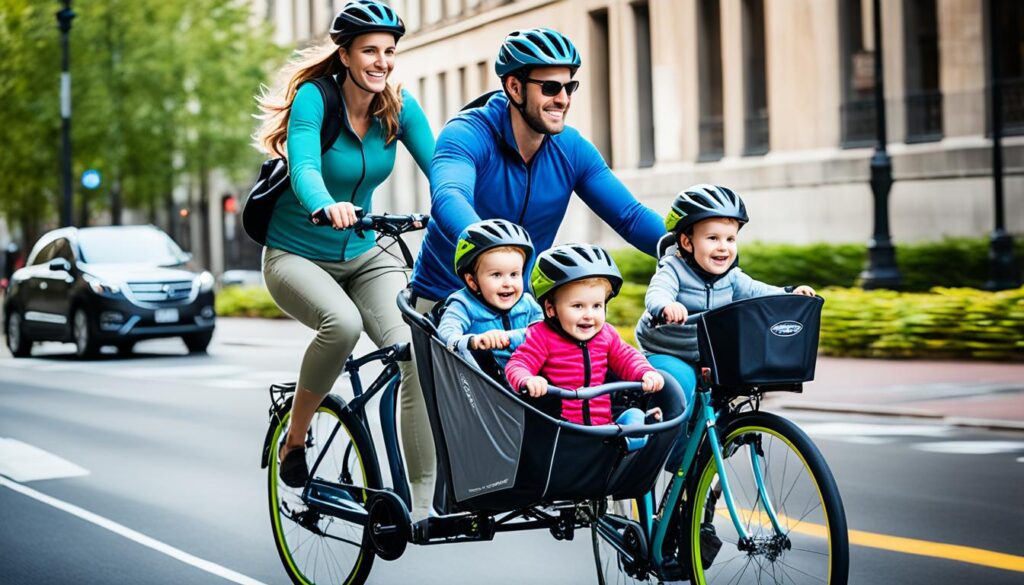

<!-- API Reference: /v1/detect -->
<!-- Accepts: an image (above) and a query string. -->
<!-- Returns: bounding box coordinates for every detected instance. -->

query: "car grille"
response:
[126,281,194,303]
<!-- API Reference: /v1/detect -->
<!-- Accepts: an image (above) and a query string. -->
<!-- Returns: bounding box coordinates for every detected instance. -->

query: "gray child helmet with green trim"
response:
[494,28,582,78]
[531,243,623,302]
[453,219,534,277]
[330,0,405,47]
[664,184,749,235]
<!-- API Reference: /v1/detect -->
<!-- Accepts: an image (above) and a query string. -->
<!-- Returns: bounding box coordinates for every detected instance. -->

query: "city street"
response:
[1,318,1022,584]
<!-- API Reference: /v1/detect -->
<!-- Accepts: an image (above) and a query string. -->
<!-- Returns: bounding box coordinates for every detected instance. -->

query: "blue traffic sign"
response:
[81,169,101,190]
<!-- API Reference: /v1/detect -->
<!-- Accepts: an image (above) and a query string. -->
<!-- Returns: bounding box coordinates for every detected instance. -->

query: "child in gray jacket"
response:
[635,185,816,411]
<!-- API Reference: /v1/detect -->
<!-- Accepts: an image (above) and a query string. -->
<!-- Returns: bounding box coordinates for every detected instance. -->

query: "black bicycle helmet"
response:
[330,0,405,47]
[531,243,622,302]
[664,184,749,235]
[495,28,581,78]
[454,219,534,277]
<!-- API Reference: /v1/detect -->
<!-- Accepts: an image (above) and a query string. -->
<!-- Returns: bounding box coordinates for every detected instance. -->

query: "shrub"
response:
[215,285,286,319]
[608,284,1024,361]
[611,237,1024,291]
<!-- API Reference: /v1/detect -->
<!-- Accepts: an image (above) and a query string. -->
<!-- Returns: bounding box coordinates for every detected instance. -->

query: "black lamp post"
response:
[986,0,1019,290]
[57,1,75,228]
[859,0,902,290]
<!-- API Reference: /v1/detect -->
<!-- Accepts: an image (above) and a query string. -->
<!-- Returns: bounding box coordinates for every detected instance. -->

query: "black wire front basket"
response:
[697,294,824,395]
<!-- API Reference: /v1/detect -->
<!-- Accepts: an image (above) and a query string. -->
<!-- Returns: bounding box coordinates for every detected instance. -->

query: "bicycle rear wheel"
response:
[592,497,658,585]
[268,397,380,585]
[687,411,848,585]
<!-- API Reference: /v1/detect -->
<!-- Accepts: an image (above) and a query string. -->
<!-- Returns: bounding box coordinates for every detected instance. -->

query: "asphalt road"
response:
[1,318,1021,584]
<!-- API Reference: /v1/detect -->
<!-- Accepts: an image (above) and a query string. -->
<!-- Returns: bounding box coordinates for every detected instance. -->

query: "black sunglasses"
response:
[524,78,580,97]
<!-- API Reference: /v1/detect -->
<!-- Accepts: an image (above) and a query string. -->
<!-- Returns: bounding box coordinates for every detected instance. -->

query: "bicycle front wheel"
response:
[268,397,380,585]
[687,411,848,585]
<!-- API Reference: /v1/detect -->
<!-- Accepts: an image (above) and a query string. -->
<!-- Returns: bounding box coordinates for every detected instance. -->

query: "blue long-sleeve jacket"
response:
[436,288,543,368]
[410,92,664,301]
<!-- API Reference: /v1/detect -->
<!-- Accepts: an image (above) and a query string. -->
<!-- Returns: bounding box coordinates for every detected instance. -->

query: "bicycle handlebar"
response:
[519,381,686,437]
[309,206,429,268]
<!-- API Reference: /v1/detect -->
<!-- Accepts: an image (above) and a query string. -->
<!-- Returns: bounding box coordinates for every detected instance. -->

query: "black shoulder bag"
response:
[242,76,345,246]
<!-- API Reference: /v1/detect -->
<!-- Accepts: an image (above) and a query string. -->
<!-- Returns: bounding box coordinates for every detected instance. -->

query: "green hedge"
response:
[611,237,1024,291]
[215,285,286,319]
[609,283,1024,361]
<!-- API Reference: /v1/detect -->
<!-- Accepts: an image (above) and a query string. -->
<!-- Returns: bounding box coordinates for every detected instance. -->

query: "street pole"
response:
[985,0,1019,290]
[57,1,75,228]
[859,0,902,290]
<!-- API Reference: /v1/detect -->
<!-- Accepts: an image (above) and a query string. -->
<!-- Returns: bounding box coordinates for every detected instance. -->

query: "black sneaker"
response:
[279,446,309,488]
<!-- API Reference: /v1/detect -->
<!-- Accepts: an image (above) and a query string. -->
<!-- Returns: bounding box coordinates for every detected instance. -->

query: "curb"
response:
[774,401,1024,433]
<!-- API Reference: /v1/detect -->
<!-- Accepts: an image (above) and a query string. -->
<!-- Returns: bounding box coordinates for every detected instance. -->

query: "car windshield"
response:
[77,227,190,265]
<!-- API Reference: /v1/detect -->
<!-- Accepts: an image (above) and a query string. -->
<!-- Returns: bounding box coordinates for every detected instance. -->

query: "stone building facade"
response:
[255,0,1023,248]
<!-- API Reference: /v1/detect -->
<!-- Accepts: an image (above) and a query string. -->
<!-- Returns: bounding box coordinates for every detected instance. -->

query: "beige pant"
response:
[262,246,436,486]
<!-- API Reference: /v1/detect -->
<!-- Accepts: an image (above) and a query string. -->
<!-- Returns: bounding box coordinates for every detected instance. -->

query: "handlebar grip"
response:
[309,205,365,227]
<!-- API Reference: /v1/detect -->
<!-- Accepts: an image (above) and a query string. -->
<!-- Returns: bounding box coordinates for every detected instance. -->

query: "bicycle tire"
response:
[268,396,381,585]
[686,411,849,585]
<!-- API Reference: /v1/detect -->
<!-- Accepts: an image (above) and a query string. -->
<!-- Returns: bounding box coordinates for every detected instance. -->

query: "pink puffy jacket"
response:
[505,321,656,425]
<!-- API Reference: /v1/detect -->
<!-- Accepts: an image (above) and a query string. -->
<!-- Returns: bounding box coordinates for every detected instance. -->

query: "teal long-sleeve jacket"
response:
[266,81,434,261]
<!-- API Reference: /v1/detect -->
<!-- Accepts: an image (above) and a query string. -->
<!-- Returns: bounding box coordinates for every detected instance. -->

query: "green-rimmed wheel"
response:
[687,412,848,585]
[268,397,380,585]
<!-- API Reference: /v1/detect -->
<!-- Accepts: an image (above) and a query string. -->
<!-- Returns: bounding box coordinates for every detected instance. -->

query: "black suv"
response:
[4,225,216,358]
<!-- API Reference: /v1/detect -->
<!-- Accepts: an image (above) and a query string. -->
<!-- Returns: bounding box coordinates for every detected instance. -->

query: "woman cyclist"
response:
[253,0,436,516]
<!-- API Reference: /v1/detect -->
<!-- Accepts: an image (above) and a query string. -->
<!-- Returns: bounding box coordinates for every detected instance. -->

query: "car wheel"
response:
[183,331,213,354]
[73,308,101,359]
[6,310,32,358]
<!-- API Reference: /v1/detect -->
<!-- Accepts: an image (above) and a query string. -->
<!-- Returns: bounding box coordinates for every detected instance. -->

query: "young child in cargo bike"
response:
[505,244,664,451]
[436,219,543,369]
[635,184,817,426]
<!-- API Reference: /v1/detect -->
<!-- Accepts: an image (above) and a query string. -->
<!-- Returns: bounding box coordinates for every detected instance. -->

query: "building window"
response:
[840,0,876,147]
[698,0,724,161]
[438,70,449,123]
[634,2,655,167]
[589,9,613,164]
[478,60,490,94]
[904,0,942,142]
[991,0,1024,135]
[742,0,769,155]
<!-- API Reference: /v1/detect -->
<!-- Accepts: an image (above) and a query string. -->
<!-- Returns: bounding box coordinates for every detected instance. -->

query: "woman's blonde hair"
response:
[254,37,403,158]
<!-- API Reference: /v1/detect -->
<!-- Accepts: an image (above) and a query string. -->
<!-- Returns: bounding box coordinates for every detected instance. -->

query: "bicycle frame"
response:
[299,343,412,523]
[596,383,786,576]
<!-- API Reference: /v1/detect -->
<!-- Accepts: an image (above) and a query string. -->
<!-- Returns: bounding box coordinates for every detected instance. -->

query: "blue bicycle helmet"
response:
[495,28,581,78]
[664,184,749,235]
[531,243,622,303]
[330,0,405,46]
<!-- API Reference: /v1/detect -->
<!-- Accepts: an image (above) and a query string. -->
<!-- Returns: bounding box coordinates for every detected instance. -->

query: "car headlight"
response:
[83,274,122,295]
[197,271,215,293]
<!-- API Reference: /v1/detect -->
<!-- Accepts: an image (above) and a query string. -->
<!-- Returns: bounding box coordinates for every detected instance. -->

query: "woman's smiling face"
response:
[340,32,396,93]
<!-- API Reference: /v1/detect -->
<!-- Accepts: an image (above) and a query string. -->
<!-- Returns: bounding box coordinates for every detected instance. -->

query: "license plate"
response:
[154,308,179,323]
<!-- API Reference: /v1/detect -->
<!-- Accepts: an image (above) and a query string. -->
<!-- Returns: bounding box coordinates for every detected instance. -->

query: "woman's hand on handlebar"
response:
[320,202,359,229]
[522,376,548,398]
[661,302,688,324]
[641,370,664,393]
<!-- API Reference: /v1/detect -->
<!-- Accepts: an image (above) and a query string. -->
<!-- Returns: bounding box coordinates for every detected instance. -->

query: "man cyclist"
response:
[410,27,665,306]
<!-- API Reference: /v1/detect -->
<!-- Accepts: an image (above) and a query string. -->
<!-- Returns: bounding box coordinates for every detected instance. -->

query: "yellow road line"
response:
[718,508,1024,573]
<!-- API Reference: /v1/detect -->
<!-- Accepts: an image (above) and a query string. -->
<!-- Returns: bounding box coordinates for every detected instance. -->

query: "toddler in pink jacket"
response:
[505,244,664,441]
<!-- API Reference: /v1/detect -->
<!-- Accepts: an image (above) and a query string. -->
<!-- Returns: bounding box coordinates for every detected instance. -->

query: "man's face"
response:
[508,66,573,135]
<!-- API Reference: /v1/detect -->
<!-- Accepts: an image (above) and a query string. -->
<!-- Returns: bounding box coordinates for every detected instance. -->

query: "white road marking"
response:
[0,439,89,482]
[800,422,956,439]
[0,477,269,585]
[911,441,1024,455]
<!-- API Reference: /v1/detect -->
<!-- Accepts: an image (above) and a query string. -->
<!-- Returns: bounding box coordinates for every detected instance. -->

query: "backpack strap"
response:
[459,89,501,112]
[309,76,345,155]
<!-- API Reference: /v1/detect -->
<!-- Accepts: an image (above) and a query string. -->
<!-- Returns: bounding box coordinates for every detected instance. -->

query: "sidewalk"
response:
[765,357,1024,432]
